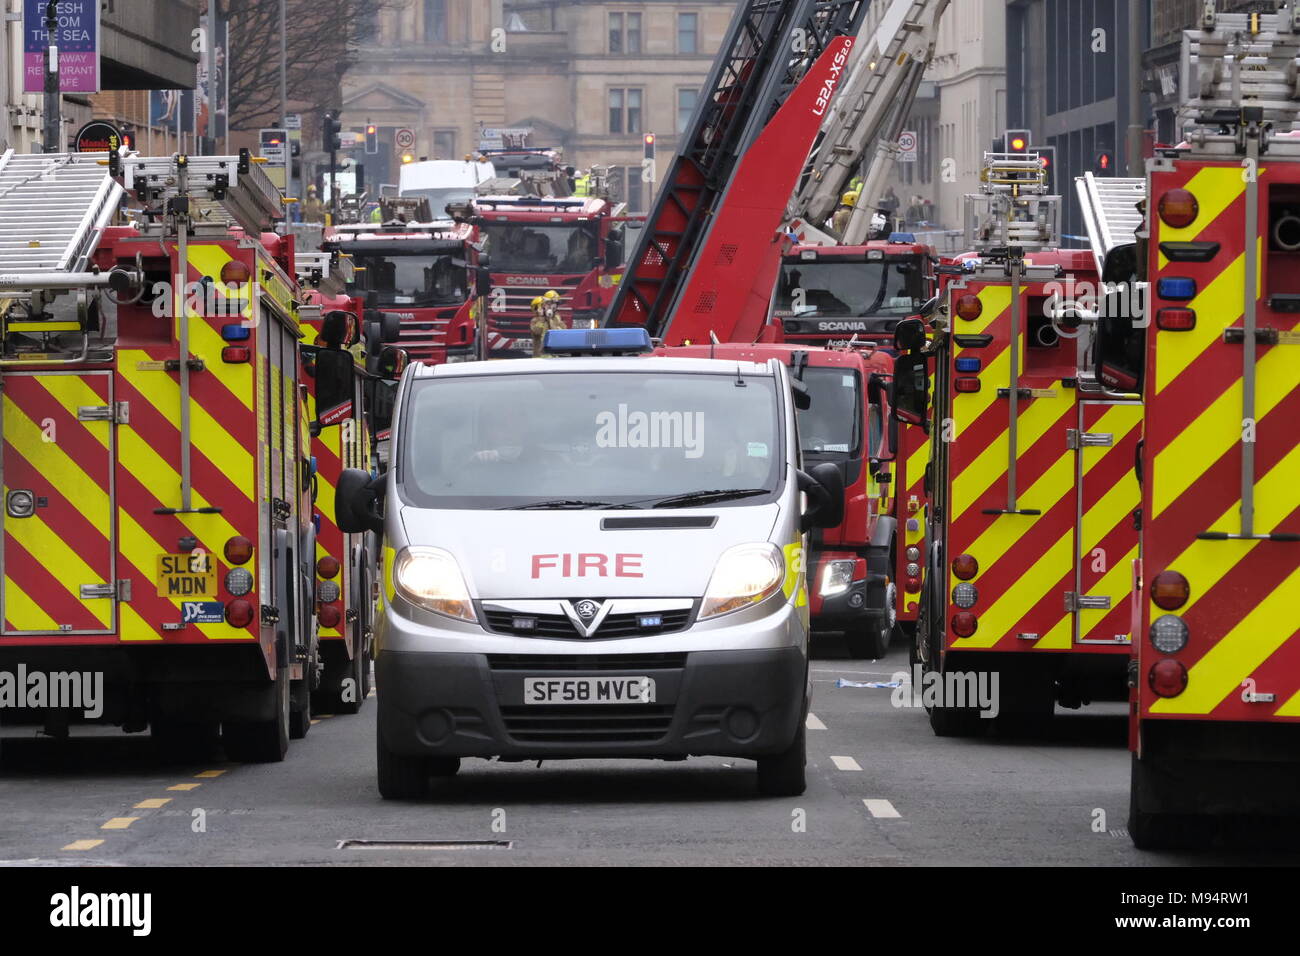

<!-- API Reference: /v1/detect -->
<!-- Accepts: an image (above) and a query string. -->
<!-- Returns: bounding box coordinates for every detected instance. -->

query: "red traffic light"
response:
[1096,150,1113,171]
[367,125,377,135]
[1010,136,1026,151]
[644,133,655,146]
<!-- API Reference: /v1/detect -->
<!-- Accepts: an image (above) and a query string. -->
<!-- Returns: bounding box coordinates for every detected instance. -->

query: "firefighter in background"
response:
[530,289,565,356]
[573,169,592,197]
[302,185,326,224]
[832,191,858,234]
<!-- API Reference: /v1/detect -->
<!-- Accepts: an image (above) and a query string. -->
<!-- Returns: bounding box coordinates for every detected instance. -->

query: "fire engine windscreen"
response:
[774,259,923,317]
[482,223,600,274]
[350,253,467,307]
[798,368,861,456]
[399,371,781,509]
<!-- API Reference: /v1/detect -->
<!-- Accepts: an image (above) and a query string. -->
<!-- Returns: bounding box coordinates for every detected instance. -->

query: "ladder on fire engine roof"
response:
[604,0,868,339]
[0,150,124,294]
[787,0,951,245]
[964,152,1062,255]
[115,152,285,237]
[1075,172,1145,276]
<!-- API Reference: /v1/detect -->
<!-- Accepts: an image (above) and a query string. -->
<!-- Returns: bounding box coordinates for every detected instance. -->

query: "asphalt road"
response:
[1,638,1296,867]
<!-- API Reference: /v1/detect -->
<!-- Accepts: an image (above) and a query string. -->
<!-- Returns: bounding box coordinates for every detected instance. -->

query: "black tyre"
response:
[223,668,290,763]
[429,757,461,777]
[928,702,983,737]
[289,678,312,740]
[756,713,807,796]
[376,716,429,800]
[846,615,891,659]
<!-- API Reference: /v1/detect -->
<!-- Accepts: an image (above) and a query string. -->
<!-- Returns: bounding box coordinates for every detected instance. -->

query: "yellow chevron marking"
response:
[3,509,110,628]
[950,346,1011,443]
[957,408,1142,650]
[1152,343,1300,518]
[1154,440,1300,620]
[383,544,397,603]
[1036,544,1140,649]
[951,386,1075,521]
[1152,563,1300,715]
[1275,685,1300,717]
[904,437,928,493]
[119,352,255,497]
[1,576,59,631]
[959,285,1013,335]
[1155,243,1267,392]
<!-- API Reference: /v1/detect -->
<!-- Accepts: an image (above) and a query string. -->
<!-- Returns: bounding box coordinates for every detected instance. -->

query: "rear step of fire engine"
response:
[1075,172,1145,276]
[604,0,867,339]
[0,150,124,287]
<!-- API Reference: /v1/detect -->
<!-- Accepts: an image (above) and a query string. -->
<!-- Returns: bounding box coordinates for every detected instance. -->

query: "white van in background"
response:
[398,159,498,216]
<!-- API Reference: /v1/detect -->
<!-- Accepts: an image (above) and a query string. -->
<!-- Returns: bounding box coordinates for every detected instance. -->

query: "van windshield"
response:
[398,370,783,509]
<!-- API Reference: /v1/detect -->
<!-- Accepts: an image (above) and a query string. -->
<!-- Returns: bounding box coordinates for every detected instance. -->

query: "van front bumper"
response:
[377,645,804,759]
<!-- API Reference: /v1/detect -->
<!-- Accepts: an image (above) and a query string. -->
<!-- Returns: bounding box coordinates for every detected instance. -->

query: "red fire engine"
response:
[323,198,478,366]
[1098,7,1300,847]
[0,151,319,760]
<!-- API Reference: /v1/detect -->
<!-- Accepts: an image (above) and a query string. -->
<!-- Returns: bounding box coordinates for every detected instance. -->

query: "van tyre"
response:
[224,668,290,763]
[376,716,429,799]
[756,713,806,796]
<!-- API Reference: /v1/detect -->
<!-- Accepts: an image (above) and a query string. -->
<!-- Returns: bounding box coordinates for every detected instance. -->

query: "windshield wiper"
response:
[499,498,618,510]
[647,488,771,509]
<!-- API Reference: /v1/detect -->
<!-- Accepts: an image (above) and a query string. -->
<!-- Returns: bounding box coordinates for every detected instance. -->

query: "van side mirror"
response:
[799,462,846,531]
[606,236,624,270]
[336,468,384,535]
[367,379,398,435]
[890,352,929,426]
[790,378,812,410]
[475,262,493,297]
[313,348,355,426]
[376,346,409,381]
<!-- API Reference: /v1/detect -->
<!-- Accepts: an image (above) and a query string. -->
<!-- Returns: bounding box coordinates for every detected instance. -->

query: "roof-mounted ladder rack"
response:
[115,151,285,236]
[1075,172,1145,275]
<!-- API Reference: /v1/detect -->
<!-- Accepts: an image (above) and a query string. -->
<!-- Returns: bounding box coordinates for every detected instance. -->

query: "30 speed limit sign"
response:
[897,130,918,163]
[395,128,416,150]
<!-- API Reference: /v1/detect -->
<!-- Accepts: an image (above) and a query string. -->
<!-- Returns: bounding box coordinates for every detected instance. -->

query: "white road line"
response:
[830,755,862,772]
[863,799,901,818]
[805,712,827,730]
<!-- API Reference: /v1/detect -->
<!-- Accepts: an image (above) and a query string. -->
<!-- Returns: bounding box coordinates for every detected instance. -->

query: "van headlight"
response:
[700,543,785,619]
[393,546,476,622]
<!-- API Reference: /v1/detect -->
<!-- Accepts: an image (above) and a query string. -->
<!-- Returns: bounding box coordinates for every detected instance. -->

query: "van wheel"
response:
[846,617,891,659]
[224,668,290,763]
[756,714,806,796]
[376,717,429,800]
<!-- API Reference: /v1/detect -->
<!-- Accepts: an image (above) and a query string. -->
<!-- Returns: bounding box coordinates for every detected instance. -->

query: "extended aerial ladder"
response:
[787,0,950,245]
[604,0,868,344]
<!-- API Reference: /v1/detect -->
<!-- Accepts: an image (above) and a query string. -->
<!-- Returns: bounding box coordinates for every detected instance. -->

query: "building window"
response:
[424,0,447,43]
[609,88,643,134]
[677,12,699,54]
[433,130,456,159]
[609,11,643,54]
[677,88,699,134]
[613,166,645,214]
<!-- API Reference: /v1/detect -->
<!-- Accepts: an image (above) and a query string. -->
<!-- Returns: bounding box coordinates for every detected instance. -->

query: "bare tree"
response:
[223,0,399,132]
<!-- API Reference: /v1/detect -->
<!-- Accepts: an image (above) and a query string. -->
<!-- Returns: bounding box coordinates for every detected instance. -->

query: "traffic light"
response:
[643,132,656,161]
[323,111,342,152]
[365,123,379,155]
[1095,149,1114,175]
[1006,129,1031,154]
[122,130,137,152]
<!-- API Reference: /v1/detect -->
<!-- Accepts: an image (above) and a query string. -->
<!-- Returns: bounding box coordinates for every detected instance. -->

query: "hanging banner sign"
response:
[23,0,101,94]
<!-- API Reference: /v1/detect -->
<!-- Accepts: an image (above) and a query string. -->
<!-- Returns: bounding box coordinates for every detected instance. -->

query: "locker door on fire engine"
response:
[1072,399,1142,644]
[2,372,117,635]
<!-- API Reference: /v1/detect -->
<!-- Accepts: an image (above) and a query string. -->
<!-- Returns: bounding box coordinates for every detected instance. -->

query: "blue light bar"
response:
[955,357,982,372]
[1157,277,1196,301]
[889,232,917,243]
[542,328,653,355]
[221,324,251,341]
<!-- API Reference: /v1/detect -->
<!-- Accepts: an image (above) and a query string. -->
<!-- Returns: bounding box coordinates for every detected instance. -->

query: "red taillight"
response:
[318,603,342,629]
[222,346,251,363]
[1150,570,1190,610]
[1148,659,1188,698]
[224,535,254,565]
[1156,308,1196,331]
[1157,188,1198,229]
[955,377,981,393]
[905,576,921,593]
[952,554,978,580]
[220,260,252,285]
[225,599,254,628]
[317,555,341,579]
[955,294,982,321]
[951,612,978,638]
